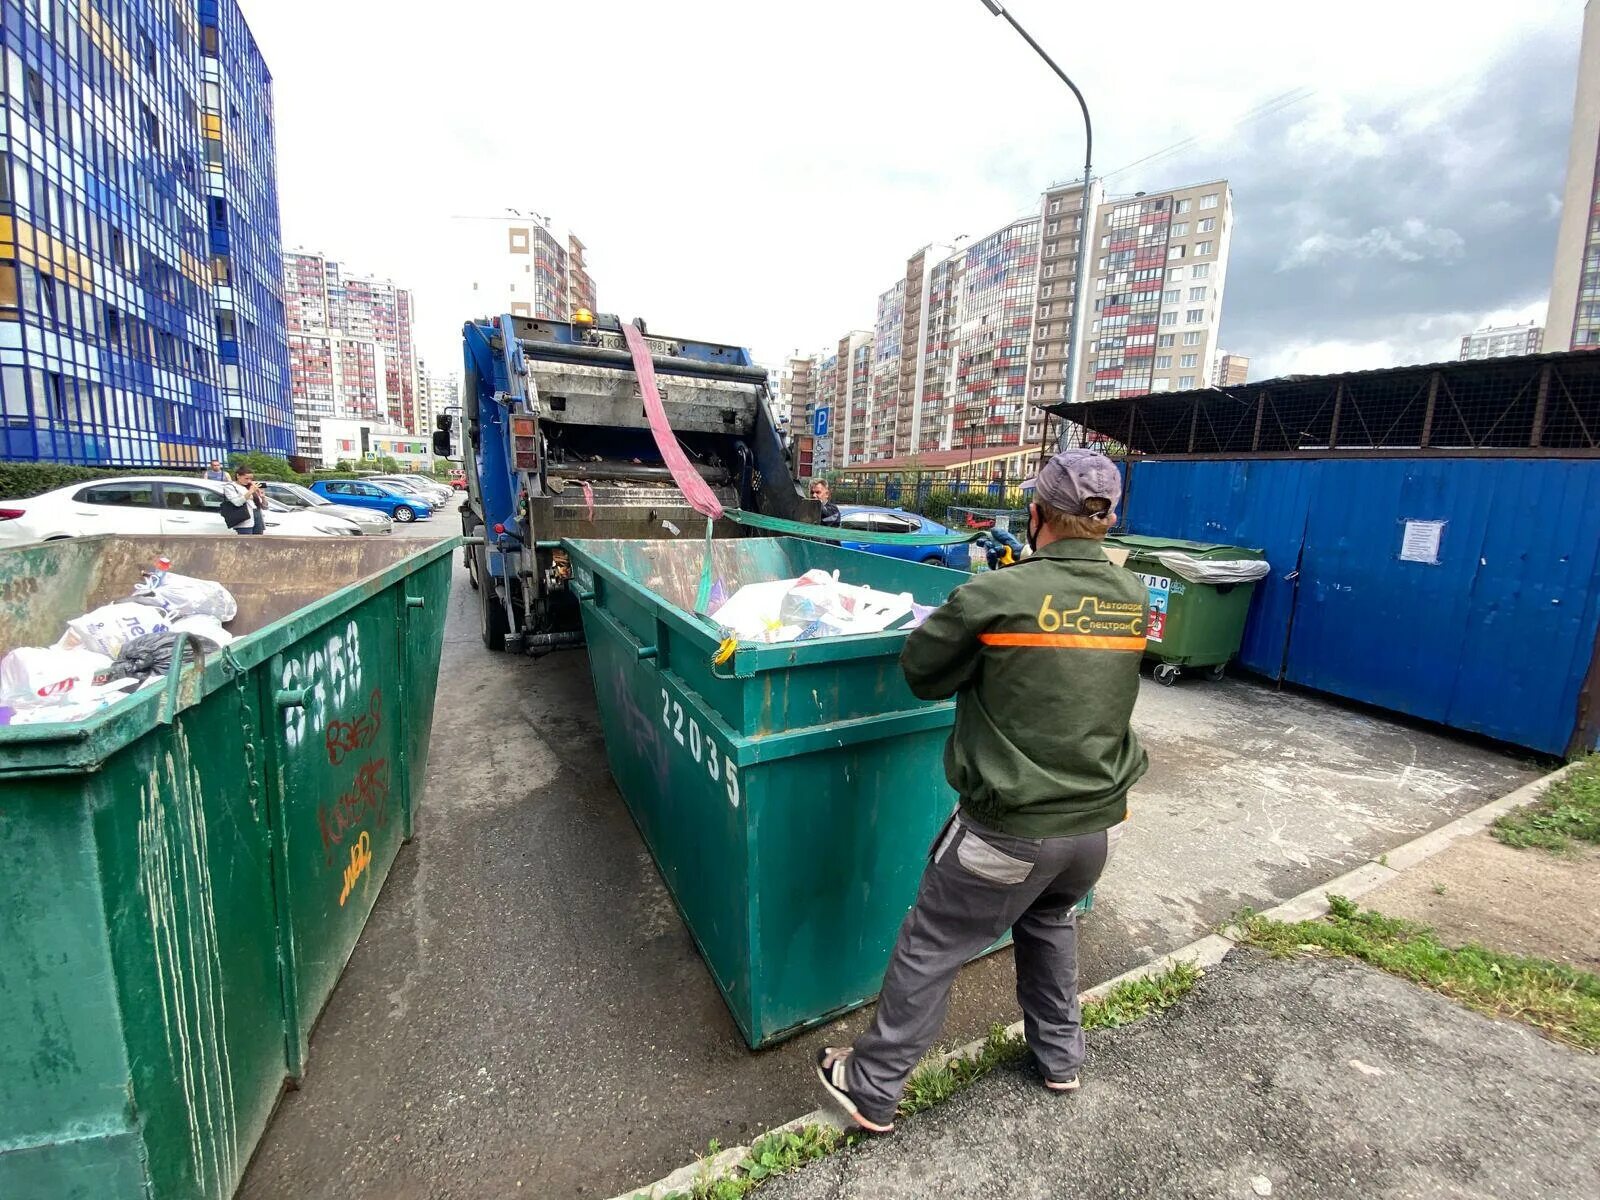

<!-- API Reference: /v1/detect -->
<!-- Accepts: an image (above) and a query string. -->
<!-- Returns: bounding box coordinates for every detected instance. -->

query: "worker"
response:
[809,479,841,527]
[814,449,1148,1134]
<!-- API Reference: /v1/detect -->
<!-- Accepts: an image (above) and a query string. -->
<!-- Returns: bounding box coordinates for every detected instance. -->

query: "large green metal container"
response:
[0,534,455,1200]
[1105,534,1264,680]
[564,536,988,1048]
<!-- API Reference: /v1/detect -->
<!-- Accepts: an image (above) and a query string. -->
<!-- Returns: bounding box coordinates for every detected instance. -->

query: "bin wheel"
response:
[475,543,508,652]
[1204,663,1226,682]
[1154,663,1182,687]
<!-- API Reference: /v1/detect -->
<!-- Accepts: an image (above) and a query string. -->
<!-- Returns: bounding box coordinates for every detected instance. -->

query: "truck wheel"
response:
[465,547,480,591]
[476,543,507,651]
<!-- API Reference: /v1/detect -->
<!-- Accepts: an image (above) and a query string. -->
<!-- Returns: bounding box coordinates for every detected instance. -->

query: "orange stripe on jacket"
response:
[979,632,1148,651]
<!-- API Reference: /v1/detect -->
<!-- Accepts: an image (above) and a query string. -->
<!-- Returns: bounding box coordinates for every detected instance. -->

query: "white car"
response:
[0,475,363,547]
[371,475,450,507]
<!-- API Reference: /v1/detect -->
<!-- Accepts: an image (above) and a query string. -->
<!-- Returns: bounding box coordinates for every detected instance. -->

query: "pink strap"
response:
[622,322,724,519]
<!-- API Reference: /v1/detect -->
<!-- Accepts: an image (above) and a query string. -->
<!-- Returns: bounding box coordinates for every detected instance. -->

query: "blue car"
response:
[836,506,964,567]
[311,479,433,523]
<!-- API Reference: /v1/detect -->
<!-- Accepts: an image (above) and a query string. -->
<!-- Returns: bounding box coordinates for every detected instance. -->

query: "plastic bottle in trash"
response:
[145,555,172,590]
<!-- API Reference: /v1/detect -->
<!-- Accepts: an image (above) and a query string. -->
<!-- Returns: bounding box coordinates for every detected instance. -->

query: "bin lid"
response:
[1104,534,1264,560]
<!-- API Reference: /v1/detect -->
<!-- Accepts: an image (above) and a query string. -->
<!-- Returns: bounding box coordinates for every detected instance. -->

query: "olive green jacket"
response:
[900,538,1149,839]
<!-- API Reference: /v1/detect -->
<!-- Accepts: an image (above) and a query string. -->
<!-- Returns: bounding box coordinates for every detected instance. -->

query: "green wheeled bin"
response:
[1104,534,1269,686]
[563,536,1086,1049]
[0,534,455,1200]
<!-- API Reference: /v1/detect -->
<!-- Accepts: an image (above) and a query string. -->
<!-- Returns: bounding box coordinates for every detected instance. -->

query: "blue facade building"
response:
[0,0,291,467]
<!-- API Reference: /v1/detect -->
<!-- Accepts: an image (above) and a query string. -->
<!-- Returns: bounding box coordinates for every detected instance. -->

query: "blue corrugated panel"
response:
[1124,456,1600,755]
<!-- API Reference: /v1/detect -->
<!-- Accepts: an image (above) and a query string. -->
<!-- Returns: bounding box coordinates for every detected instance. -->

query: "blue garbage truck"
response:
[447,312,814,652]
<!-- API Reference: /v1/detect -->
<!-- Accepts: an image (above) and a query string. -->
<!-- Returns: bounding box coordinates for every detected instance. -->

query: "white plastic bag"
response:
[0,646,114,707]
[170,614,235,648]
[58,603,172,658]
[132,572,238,622]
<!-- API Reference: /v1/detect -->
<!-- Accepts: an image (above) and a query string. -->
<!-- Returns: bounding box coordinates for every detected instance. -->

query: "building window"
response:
[1039,304,1052,317]
[1196,241,1214,256]
[1155,355,1172,369]
[1180,354,1199,368]
[1160,312,1178,327]
[1179,375,1197,388]
[1041,284,1053,297]
[1048,222,1059,235]
[1199,218,1216,233]
[1188,287,1208,302]
[1168,267,1185,282]
[1163,289,1180,305]
[1171,222,1188,237]
[1050,200,1060,214]
[1185,308,1204,324]
[1176,198,1192,214]
[1032,384,1043,398]
[1168,245,1186,260]
[1157,334,1175,348]
[1183,331,1203,346]
[510,228,530,253]
[1200,194,1219,209]
[1191,263,1211,279]
[1151,378,1172,392]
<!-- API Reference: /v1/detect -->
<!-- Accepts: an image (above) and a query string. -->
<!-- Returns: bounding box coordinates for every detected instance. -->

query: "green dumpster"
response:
[564,536,1083,1049]
[1105,534,1269,686]
[0,534,455,1200]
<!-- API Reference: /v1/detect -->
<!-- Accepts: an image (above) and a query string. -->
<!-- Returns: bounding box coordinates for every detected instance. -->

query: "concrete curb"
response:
[607,762,1574,1200]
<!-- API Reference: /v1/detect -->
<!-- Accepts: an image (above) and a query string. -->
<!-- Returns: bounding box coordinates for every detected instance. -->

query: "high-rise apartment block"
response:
[284,251,420,459]
[1,1,291,466]
[1214,352,1250,386]
[1459,324,1543,360]
[1547,0,1600,351]
[416,363,459,444]
[779,355,815,429]
[804,178,1232,470]
[452,214,597,328]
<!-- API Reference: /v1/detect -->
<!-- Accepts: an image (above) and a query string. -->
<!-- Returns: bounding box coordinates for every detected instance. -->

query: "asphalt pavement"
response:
[759,948,1600,1200]
[238,554,1540,1200]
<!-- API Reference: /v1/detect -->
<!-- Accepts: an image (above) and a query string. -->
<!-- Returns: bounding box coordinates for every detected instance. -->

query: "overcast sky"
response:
[242,0,1584,382]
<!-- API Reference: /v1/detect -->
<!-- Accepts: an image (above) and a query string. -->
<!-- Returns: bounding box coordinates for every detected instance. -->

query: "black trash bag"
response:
[101,632,200,685]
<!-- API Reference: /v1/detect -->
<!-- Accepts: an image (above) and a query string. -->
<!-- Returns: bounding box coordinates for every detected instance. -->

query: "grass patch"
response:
[1492,756,1600,852]
[643,959,1205,1198]
[1238,895,1600,1051]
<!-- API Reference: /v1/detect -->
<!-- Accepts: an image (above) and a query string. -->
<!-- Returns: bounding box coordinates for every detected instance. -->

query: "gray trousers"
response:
[847,811,1109,1125]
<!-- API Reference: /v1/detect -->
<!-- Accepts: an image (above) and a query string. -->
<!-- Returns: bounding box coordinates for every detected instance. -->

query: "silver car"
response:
[261,481,393,534]
[370,476,449,509]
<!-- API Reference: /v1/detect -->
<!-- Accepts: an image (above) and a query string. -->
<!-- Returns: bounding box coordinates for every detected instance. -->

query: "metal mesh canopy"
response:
[1047,350,1600,457]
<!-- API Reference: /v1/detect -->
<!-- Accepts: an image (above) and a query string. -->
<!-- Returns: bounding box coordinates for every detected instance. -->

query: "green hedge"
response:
[0,463,198,500]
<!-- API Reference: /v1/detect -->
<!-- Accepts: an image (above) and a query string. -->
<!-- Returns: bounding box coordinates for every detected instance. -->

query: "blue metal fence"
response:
[1123,457,1600,756]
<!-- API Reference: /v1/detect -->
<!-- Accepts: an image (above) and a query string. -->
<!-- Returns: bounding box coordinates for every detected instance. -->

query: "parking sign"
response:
[813,406,830,438]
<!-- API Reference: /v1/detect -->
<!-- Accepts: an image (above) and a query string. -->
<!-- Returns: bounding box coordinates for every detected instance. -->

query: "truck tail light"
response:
[511,415,539,470]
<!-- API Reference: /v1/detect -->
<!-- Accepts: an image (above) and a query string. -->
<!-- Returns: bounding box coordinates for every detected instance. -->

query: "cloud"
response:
[1280,219,1467,269]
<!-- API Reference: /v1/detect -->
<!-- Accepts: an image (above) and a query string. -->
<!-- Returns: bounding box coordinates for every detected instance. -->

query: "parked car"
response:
[310,479,433,523]
[447,470,466,491]
[836,506,963,567]
[260,481,393,534]
[372,474,452,505]
[0,476,362,547]
[367,476,446,509]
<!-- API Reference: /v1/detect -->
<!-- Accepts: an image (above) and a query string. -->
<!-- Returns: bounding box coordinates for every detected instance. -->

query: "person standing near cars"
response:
[813,450,1148,1134]
[205,459,230,482]
[810,479,841,527]
[220,468,267,535]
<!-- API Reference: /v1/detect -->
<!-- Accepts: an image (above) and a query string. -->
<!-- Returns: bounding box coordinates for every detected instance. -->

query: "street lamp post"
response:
[977,0,1093,455]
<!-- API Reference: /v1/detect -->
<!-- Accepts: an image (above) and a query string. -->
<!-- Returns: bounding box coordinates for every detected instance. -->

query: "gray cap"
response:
[1024,450,1122,521]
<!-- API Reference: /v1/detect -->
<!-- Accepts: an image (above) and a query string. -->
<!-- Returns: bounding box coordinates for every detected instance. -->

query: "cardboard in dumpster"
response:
[710,568,927,643]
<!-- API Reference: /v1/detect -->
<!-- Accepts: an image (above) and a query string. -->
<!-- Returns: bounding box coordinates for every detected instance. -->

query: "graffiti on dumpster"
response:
[326,688,384,765]
[280,619,364,752]
[339,831,374,907]
[317,758,391,868]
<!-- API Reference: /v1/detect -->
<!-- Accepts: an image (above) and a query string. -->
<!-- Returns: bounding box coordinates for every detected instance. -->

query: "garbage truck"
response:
[449,311,815,653]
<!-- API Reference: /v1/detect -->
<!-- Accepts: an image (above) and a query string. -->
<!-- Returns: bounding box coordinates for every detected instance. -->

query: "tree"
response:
[227,451,299,482]
[373,455,401,473]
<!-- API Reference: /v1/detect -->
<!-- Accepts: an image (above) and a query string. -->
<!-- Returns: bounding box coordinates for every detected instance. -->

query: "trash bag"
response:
[57,602,172,658]
[0,646,114,707]
[101,632,201,685]
[170,614,235,649]
[131,571,238,622]
[1152,552,1271,586]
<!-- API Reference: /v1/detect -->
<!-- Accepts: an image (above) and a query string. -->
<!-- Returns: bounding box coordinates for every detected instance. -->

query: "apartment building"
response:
[1,0,291,466]
[452,213,597,327]
[1215,352,1250,386]
[833,329,874,468]
[1458,324,1543,360]
[284,251,421,457]
[417,364,460,437]
[1547,0,1600,350]
[779,355,816,429]
[1072,181,1234,406]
